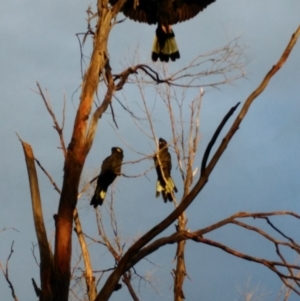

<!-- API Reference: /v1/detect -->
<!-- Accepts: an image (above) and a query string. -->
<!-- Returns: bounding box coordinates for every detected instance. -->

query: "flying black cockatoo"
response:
[154,138,178,202]
[90,147,124,208]
[110,0,216,62]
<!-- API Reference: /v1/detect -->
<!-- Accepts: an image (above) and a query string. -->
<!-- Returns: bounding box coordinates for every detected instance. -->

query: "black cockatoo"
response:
[154,138,178,202]
[90,147,124,208]
[110,0,216,62]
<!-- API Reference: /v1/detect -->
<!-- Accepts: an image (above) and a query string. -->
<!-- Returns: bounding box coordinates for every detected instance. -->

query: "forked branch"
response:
[125,211,300,269]
[122,211,300,295]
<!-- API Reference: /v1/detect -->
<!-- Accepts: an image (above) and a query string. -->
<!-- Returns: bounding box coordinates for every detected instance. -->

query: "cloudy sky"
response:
[0,0,300,300]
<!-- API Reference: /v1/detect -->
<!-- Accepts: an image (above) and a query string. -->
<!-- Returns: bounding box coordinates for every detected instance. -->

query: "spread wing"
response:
[174,0,216,23]
[115,0,216,25]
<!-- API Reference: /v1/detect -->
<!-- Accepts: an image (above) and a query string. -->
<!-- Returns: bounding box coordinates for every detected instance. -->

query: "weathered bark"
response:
[73,210,97,301]
[173,214,187,301]
[173,111,198,301]
[20,140,53,301]
[52,0,131,297]
[53,5,113,301]
[34,81,97,300]
[32,143,97,300]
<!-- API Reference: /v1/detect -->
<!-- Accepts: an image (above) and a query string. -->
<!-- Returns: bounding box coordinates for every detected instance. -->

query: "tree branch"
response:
[0,242,19,301]
[33,152,97,301]
[113,38,246,89]
[18,137,54,301]
[35,82,67,157]
[203,26,300,179]
[85,61,115,150]
[122,271,140,301]
[201,102,240,174]
[97,25,299,297]
[53,3,117,296]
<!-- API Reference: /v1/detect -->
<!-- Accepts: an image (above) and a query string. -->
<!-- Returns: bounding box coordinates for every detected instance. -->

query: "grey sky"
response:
[0,0,300,300]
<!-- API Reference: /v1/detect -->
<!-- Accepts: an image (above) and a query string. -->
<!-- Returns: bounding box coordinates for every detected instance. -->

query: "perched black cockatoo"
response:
[110,0,216,62]
[90,147,124,208]
[154,138,178,202]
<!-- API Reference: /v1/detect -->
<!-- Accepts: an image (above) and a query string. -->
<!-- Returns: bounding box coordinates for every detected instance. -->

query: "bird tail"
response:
[152,25,180,62]
[156,177,177,202]
[90,186,106,208]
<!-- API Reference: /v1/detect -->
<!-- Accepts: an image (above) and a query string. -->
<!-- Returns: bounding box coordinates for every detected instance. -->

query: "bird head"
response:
[159,138,167,149]
[112,147,123,154]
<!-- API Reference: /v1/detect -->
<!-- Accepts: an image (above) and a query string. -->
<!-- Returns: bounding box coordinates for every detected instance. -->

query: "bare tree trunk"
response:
[53,6,113,300]
[52,0,130,297]
[174,213,187,301]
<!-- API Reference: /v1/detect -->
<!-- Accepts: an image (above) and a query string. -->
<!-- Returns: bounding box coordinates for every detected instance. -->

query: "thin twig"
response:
[36,82,67,156]
[0,241,19,301]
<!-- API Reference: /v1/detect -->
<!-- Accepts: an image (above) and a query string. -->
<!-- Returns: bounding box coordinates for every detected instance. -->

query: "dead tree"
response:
[16,0,300,299]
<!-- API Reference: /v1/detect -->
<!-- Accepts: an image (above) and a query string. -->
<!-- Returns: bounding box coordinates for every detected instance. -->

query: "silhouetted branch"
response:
[32,278,41,297]
[85,61,115,150]
[114,65,164,90]
[124,211,300,268]
[31,243,40,267]
[203,26,300,181]
[196,236,300,295]
[0,241,19,301]
[113,38,246,89]
[35,82,67,156]
[264,217,296,244]
[113,94,142,120]
[92,187,142,300]
[109,102,118,128]
[0,227,19,234]
[119,211,300,296]
[122,271,139,301]
[201,102,240,174]
[34,157,61,194]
